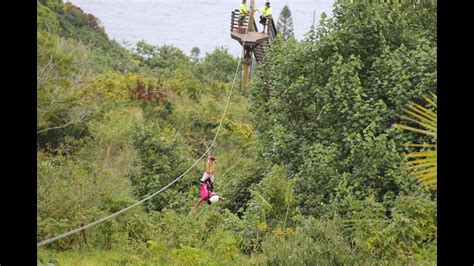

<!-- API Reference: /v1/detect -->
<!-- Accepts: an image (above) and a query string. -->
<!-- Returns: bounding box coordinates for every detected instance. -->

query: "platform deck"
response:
[230,31,269,46]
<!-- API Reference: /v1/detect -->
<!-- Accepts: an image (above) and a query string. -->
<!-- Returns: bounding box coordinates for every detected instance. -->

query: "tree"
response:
[190,47,200,62]
[276,5,294,39]
[133,41,190,76]
[249,1,437,211]
[194,47,239,83]
[127,122,198,211]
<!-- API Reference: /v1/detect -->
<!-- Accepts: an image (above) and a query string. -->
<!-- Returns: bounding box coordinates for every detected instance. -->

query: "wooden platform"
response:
[230,31,269,46]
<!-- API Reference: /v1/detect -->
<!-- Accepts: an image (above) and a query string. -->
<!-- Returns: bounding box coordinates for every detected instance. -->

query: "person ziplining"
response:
[192,145,227,214]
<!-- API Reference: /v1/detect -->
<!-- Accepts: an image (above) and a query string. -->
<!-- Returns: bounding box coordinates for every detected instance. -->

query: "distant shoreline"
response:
[69,0,334,56]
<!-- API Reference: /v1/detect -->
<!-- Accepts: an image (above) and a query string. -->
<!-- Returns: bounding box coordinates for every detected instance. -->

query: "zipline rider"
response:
[192,154,226,214]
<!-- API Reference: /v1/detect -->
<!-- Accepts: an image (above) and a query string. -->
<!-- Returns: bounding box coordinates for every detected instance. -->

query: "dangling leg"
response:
[219,196,227,201]
[192,198,205,214]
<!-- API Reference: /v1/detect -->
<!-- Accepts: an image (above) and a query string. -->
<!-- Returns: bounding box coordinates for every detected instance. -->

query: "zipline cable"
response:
[212,24,250,146]
[37,145,211,247]
[220,150,251,177]
[38,18,252,248]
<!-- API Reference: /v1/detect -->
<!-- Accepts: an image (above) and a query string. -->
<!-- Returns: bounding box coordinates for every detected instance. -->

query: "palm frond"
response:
[393,124,436,138]
[393,92,437,190]
[406,157,436,166]
[425,93,437,108]
[402,143,437,148]
[402,108,437,128]
[406,150,436,158]
[406,162,436,170]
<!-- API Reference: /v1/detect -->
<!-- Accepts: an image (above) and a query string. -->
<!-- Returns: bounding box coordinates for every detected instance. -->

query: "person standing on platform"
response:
[257,1,272,33]
[239,0,249,27]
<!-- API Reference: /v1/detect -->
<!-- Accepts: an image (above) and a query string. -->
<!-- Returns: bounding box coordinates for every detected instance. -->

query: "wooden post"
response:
[240,0,256,94]
[248,0,256,32]
[241,47,252,95]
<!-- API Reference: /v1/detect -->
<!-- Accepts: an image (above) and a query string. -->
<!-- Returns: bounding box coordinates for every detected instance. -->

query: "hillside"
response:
[37,1,437,264]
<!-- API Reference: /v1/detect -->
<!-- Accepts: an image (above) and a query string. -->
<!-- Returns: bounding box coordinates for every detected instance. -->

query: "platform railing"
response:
[231,10,259,33]
[267,15,277,42]
[231,10,247,31]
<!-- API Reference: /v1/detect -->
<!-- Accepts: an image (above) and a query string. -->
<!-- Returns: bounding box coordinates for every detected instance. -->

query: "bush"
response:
[261,217,355,265]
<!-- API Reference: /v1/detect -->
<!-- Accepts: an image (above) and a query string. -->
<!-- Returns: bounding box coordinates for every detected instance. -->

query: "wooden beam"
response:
[241,48,252,95]
[249,0,255,32]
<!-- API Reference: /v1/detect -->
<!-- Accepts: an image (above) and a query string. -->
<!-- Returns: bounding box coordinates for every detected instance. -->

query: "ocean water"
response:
[68,0,335,56]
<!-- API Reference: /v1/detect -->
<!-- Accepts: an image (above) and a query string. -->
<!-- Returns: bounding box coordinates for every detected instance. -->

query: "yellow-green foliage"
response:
[169,66,204,99]
[37,135,139,248]
[73,71,143,108]
[37,28,95,132]
[37,105,145,249]
[247,165,297,229]
[38,249,143,266]
[89,107,144,146]
[140,209,246,265]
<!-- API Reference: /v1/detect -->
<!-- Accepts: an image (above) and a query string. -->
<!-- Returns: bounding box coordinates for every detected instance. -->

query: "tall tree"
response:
[276,4,294,39]
[190,47,201,62]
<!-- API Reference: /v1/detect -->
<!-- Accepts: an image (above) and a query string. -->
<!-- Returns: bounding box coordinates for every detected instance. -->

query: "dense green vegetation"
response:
[37,0,437,264]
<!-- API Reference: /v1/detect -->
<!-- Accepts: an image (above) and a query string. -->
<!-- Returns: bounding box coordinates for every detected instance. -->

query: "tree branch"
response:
[37,120,76,134]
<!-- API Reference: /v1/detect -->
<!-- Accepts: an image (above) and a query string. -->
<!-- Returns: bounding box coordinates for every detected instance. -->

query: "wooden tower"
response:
[230,0,271,95]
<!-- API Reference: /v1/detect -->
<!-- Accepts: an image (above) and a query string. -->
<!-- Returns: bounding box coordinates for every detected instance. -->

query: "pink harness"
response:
[200,183,209,201]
